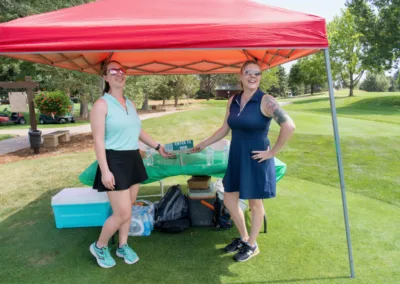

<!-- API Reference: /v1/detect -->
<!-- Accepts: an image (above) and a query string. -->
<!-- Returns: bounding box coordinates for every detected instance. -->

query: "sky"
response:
[258,0,346,22]
[255,0,347,71]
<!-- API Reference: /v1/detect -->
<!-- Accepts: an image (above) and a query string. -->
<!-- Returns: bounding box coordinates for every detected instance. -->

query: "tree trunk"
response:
[163,98,166,106]
[349,72,354,97]
[310,84,314,95]
[207,75,211,100]
[80,101,89,119]
[174,94,178,107]
[349,86,354,97]
[141,92,148,110]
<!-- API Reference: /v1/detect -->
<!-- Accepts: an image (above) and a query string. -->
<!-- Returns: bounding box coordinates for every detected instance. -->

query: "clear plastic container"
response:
[145,147,154,166]
[222,144,229,164]
[206,147,214,166]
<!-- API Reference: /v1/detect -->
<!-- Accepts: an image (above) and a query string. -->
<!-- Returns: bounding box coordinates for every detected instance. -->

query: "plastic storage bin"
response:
[51,188,112,229]
[188,184,216,227]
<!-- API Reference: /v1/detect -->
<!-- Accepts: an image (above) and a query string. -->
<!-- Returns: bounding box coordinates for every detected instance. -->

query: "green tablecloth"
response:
[78,150,287,186]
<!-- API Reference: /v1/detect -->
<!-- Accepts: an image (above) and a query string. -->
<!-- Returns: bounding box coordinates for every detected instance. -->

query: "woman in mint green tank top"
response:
[89,61,173,268]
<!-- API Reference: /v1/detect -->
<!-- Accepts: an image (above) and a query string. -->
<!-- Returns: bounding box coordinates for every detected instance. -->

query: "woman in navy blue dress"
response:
[193,60,295,262]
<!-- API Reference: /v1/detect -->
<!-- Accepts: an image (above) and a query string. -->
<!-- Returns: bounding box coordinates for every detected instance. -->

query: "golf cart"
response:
[0,108,26,124]
[39,113,75,124]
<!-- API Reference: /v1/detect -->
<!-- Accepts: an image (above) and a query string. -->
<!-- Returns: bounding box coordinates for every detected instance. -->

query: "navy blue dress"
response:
[222,88,276,199]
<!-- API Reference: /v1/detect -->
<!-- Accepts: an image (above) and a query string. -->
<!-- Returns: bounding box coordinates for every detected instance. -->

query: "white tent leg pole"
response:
[323,49,355,278]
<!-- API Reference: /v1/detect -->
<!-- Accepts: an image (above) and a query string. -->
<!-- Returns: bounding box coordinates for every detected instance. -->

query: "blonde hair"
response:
[239,60,261,89]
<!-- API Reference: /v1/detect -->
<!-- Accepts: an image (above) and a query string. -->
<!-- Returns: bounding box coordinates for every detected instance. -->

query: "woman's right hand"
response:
[191,142,206,153]
[102,170,115,190]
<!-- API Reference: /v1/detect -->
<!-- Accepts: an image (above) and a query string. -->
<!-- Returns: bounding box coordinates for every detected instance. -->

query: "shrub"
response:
[34,91,72,116]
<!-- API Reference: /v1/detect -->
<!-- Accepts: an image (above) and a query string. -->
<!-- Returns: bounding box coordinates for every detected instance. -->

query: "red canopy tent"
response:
[0,0,354,278]
[0,0,328,75]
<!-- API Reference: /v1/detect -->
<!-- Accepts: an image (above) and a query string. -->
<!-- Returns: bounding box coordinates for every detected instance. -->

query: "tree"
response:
[328,9,365,96]
[388,70,399,92]
[0,0,93,23]
[0,0,97,118]
[360,72,391,92]
[33,65,100,119]
[198,74,238,100]
[346,0,400,70]
[288,62,304,96]
[259,68,279,95]
[297,52,327,95]
[276,66,288,97]
[144,75,199,107]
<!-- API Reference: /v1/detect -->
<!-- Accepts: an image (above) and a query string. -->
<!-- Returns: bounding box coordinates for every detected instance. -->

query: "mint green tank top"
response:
[102,93,141,150]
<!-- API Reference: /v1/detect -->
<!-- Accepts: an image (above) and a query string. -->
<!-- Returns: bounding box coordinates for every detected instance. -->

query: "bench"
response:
[42,130,70,147]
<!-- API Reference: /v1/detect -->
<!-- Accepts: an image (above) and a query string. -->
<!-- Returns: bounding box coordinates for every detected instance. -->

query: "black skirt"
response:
[93,149,148,192]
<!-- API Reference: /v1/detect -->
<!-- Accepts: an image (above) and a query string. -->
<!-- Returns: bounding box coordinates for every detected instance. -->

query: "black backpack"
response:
[213,193,233,230]
[154,185,190,233]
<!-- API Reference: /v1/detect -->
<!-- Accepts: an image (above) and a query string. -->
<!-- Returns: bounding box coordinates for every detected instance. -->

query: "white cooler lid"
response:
[51,188,109,205]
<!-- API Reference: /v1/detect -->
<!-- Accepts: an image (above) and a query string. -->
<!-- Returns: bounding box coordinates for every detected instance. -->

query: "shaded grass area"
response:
[0,134,14,141]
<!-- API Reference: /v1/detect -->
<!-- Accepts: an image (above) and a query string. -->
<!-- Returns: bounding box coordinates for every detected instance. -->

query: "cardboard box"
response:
[187,175,211,190]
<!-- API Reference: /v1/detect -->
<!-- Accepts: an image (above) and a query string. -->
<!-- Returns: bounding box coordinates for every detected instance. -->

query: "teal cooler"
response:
[51,188,112,229]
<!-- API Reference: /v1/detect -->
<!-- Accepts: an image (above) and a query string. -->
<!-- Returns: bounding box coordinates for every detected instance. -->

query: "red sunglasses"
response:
[107,68,126,76]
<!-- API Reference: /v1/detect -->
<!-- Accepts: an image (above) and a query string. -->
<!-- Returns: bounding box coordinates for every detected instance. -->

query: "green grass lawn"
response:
[283,90,400,125]
[0,134,15,141]
[1,91,399,283]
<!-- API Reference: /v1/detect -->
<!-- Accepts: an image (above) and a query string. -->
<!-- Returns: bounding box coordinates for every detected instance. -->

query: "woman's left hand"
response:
[158,145,176,159]
[252,147,274,163]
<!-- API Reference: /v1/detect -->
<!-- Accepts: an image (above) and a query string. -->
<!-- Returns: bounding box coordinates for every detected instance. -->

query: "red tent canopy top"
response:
[0,0,329,75]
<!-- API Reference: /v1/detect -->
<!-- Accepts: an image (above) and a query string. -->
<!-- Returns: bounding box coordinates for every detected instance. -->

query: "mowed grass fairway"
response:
[0,90,399,283]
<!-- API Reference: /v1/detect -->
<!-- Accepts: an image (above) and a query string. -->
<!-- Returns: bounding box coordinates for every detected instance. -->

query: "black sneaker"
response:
[233,243,259,262]
[224,238,244,253]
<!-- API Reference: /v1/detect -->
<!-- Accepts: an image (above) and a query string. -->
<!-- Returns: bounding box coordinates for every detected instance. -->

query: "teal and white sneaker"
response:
[116,244,139,264]
[89,242,116,268]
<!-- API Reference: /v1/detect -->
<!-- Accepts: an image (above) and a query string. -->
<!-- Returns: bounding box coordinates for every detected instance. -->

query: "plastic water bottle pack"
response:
[128,200,155,237]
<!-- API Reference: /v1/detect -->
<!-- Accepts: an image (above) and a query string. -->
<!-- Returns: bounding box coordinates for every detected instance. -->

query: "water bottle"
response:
[206,147,214,166]
[129,216,145,236]
[146,147,153,166]
[142,212,151,236]
[223,144,229,164]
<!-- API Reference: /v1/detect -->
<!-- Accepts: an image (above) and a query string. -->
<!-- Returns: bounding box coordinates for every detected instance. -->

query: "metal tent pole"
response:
[324,49,355,278]
[323,49,355,278]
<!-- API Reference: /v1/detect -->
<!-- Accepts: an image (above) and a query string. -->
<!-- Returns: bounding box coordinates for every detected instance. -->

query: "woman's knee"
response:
[114,209,131,224]
[223,192,239,205]
[249,199,264,213]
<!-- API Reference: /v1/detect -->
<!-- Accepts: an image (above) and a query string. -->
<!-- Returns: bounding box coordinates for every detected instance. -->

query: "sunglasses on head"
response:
[107,68,126,76]
[244,70,261,76]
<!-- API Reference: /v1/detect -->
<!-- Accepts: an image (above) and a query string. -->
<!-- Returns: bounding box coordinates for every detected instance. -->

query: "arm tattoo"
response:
[262,95,289,125]
[273,108,288,125]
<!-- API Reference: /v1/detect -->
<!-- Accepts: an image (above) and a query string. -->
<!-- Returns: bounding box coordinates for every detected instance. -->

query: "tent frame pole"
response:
[323,48,355,278]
